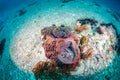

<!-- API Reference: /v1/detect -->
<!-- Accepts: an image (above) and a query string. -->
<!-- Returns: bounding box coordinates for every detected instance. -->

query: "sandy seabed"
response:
[0,0,119,79]
[10,18,117,76]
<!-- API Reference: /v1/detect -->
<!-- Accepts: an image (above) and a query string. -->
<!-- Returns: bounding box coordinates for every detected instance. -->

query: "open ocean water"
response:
[0,0,120,80]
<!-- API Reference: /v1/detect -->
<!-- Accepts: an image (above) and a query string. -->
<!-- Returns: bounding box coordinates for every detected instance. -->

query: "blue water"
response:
[0,0,120,13]
[0,0,120,80]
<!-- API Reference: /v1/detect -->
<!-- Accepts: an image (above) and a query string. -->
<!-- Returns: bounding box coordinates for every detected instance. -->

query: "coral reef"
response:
[32,18,117,78]
[33,25,80,77]
[42,32,80,68]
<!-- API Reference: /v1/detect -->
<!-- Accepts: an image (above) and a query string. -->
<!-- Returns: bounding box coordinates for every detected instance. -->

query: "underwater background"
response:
[0,0,120,80]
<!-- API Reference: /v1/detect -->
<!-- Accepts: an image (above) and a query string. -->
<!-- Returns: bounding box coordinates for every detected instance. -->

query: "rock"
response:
[97,26,107,34]
[77,18,98,26]
[0,38,6,57]
[61,0,74,3]
[18,9,27,16]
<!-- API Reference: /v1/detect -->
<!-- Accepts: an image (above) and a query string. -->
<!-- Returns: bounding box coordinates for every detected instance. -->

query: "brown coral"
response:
[32,61,58,79]
[82,48,93,60]
[32,61,57,73]
[32,61,46,73]
[75,25,88,32]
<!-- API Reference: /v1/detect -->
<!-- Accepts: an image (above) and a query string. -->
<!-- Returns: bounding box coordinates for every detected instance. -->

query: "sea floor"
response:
[0,0,120,80]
